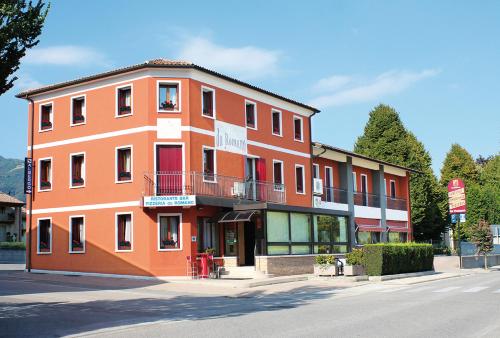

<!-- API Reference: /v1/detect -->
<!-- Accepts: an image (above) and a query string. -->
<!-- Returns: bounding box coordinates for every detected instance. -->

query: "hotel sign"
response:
[143,195,196,207]
[215,120,247,155]
[447,179,466,214]
[24,157,33,194]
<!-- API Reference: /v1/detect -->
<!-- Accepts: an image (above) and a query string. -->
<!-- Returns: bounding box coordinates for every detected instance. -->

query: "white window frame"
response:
[245,100,258,130]
[157,213,183,252]
[390,179,396,198]
[271,109,283,137]
[115,83,133,118]
[313,164,320,179]
[39,101,54,133]
[115,212,133,252]
[293,115,304,142]
[37,217,52,254]
[38,157,53,192]
[115,145,133,184]
[202,146,217,183]
[201,86,216,119]
[68,215,85,254]
[295,164,306,195]
[352,171,357,192]
[69,152,86,189]
[70,94,86,127]
[272,159,284,192]
[157,80,182,113]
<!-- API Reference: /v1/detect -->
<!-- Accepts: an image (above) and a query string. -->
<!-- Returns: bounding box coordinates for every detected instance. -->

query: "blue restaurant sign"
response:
[24,157,33,194]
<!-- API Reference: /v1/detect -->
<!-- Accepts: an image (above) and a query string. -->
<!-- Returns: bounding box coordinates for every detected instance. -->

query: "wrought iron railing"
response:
[353,191,381,208]
[386,196,407,210]
[322,187,348,204]
[144,171,286,204]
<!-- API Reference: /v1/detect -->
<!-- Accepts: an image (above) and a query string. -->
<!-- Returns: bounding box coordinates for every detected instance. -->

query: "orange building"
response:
[17,59,415,278]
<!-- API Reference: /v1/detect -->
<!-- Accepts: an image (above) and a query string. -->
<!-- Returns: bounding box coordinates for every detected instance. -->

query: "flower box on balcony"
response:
[118,241,131,250]
[72,241,83,250]
[40,181,51,189]
[119,106,131,113]
[73,114,85,123]
[72,178,84,186]
[119,172,131,179]
[41,121,52,129]
[160,101,176,110]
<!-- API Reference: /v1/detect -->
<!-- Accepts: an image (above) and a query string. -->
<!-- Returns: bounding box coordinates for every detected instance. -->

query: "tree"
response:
[439,144,479,189]
[0,0,49,95]
[354,104,446,241]
[469,220,493,269]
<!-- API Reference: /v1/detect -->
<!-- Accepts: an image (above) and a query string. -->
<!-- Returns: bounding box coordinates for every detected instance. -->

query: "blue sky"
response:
[1,0,499,174]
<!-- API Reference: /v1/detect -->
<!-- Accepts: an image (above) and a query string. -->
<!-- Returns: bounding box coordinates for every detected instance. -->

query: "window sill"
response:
[294,138,304,143]
[115,112,133,118]
[38,188,52,192]
[70,122,86,127]
[115,179,133,184]
[69,250,85,254]
[37,251,52,255]
[158,109,181,114]
[38,128,53,133]
[70,184,85,189]
[246,125,257,131]
[201,112,216,120]
[158,248,182,252]
[115,249,133,253]
[272,132,283,137]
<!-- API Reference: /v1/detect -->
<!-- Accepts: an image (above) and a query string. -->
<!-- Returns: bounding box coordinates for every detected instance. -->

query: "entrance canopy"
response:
[217,210,259,223]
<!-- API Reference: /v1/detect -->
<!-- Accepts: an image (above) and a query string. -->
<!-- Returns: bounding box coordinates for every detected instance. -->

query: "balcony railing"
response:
[354,191,381,208]
[144,171,286,204]
[322,187,348,204]
[386,196,407,210]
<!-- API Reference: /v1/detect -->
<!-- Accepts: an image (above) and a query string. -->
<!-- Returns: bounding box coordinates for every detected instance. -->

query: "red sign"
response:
[448,179,466,214]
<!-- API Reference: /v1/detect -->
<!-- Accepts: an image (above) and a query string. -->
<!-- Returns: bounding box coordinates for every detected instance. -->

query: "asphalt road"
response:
[1,268,500,338]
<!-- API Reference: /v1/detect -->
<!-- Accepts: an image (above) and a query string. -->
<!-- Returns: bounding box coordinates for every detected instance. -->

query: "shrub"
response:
[0,242,26,250]
[345,248,363,265]
[315,255,335,265]
[433,246,451,256]
[362,243,433,276]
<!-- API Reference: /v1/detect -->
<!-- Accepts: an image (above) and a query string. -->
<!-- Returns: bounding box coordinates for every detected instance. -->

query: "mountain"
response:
[0,156,25,202]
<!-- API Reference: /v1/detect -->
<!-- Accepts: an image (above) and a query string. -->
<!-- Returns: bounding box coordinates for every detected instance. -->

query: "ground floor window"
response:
[224,223,238,256]
[388,232,407,243]
[116,213,132,251]
[266,211,348,255]
[197,217,219,255]
[159,214,180,250]
[70,216,85,252]
[356,231,380,245]
[38,218,51,253]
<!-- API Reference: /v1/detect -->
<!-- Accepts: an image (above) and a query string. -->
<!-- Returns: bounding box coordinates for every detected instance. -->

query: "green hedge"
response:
[0,242,26,250]
[362,243,433,276]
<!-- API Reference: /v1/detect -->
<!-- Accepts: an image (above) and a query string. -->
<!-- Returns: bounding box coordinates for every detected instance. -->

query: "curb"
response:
[368,270,436,282]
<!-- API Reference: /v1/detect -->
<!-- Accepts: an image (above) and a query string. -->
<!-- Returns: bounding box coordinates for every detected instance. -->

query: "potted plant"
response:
[314,254,337,276]
[119,105,131,113]
[118,240,131,250]
[161,239,176,248]
[41,120,52,128]
[72,177,84,185]
[72,240,83,250]
[40,181,51,189]
[119,171,131,179]
[205,247,216,255]
[73,114,85,123]
[344,248,365,276]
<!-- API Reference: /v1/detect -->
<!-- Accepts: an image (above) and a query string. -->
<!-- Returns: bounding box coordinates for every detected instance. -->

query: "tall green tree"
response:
[0,0,49,95]
[354,104,446,241]
[470,219,493,269]
[439,144,479,188]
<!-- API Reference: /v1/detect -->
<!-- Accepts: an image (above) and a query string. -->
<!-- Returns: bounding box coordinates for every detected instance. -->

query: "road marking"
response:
[433,286,461,293]
[463,287,488,293]
[404,286,434,293]
[378,287,410,293]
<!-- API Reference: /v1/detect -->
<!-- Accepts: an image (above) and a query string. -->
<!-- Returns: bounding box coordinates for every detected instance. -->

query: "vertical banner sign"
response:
[447,178,466,214]
[24,157,33,194]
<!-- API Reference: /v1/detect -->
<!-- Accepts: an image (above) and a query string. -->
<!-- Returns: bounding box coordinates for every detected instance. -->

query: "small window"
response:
[352,172,357,192]
[116,213,132,251]
[202,87,215,118]
[71,96,86,125]
[70,216,85,253]
[40,103,53,131]
[159,215,181,250]
[313,164,320,179]
[116,147,132,182]
[70,154,85,188]
[295,165,305,194]
[203,147,215,182]
[272,110,282,136]
[273,160,284,191]
[197,217,218,254]
[293,116,303,141]
[246,101,256,129]
[390,180,396,198]
[38,218,51,253]
[39,158,52,191]
[117,86,132,116]
[158,83,179,111]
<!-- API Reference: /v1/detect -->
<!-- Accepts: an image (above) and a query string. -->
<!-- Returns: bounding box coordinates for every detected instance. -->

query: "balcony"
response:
[144,171,286,205]
[322,187,348,204]
[386,196,407,211]
[353,192,380,208]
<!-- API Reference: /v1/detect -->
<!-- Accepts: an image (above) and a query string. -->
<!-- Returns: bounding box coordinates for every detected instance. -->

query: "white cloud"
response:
[176,36,281,80]
[23,45,109,66]
[309,69,441,108]
[14,74,43,91]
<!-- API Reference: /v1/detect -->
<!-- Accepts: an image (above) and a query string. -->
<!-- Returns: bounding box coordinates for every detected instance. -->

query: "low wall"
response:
[461,255,500,269]
[0,249,26,263]
[255,255,317,276]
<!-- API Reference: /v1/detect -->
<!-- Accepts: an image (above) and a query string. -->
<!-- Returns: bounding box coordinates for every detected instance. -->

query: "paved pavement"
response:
[1,266,500,337]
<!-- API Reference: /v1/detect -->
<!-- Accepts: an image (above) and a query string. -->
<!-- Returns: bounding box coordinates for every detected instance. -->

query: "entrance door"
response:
[156,145,183,195]
[325,167,333,202]
[244,222,256,266]
[245,158,256,200]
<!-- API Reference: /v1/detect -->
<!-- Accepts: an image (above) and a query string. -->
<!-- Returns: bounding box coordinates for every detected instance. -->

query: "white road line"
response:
[433,286,461,293]
[405,286,434,293]
[463,287,488,293]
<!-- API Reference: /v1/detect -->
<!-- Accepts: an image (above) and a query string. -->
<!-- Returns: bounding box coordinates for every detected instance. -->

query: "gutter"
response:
[23,95,34,272]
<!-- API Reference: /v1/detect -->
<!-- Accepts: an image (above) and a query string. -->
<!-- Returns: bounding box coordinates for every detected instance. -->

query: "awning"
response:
[217,210,259,223]
[355,219,383,232]
[387,220,409,232]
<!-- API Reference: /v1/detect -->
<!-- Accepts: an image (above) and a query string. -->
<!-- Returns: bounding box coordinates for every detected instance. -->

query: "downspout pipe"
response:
[308,111,318,207]
[24,96,34,272]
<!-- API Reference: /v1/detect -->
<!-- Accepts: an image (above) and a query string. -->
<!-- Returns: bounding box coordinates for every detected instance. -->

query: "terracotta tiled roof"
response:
[0,192,24,206]
[16,59,319,113]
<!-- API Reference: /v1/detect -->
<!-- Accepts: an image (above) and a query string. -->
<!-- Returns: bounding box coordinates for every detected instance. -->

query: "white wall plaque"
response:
[215,120,247,155]
[157,118,182,139]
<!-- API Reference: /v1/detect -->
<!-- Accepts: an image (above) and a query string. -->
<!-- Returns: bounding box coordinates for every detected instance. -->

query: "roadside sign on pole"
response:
[460,213,466,223]
[447,179,466,214]
[451,214,458,224]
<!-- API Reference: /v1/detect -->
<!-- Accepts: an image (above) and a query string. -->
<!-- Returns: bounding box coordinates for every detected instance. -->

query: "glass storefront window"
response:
[314,215,332,242]
[291,245,310,254]
[332,245,348,253]
[356,231,371,245]
[291,213,310,242]
[333,217,348,242]
[268,245,289,255]
[388,232,401,243]
[314,245,331,254]
[267,211,289,242]
[224,223,237,256]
